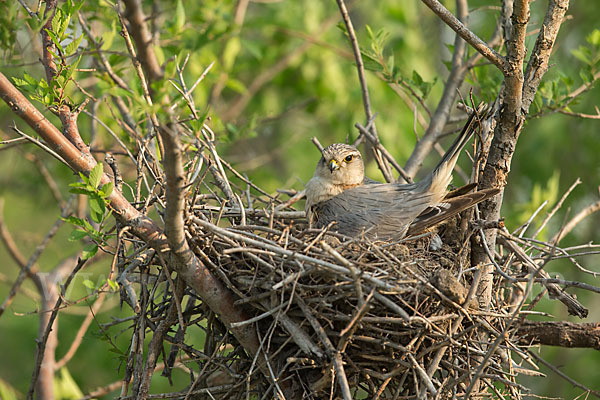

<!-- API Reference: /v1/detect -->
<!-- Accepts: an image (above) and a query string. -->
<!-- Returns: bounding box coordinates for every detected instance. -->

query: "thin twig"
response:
[420,0,505,71]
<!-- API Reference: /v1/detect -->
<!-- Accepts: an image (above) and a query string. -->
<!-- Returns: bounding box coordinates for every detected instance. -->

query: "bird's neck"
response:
[305,177,360,209]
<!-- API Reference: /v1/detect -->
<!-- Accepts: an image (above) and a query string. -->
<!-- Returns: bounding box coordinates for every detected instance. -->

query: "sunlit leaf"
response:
[68,230,88,241]
[81,243,98,260]
[82,279,96,289]
[88,163,103,189]
[174,0,185,33]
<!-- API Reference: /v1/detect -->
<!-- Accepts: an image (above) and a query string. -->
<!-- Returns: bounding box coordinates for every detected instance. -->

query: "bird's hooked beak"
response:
[328,159,340,172]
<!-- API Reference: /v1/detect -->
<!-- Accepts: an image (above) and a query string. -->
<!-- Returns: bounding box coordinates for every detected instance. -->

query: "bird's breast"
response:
[305,177,348,208]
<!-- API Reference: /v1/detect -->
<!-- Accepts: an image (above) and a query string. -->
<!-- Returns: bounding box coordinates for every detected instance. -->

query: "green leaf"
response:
[154,44,165,66]
[64,34,83,55]
[77,171,89,184]
[37,77,48,88]
[571,46,591,64]
[580,68,594,84]
[73,0,85,13]
[410,70,436,99]
[586,29,600,46]
[12,77,30,87]
[54,367,84,399]
[89,194,106,217]
[90,208,103,224]
[154,138,162,162]
[88,163,103,189]
[174,0,185,33]
[51,11,62,34]
[64,215,86,228]
[45,29,64,55]
[387,54,395,74]
[412,70,424,86]
[225,78,247,94]
[23,72,38,86]
[241,39,262,59]
[64,0,74,14]
[107,278,118,291]
[82,243,98,260]
[223,37,241,71]
[58,9,71,39]
[361,52,383,72]
[0,377,18,400]
[69,185,92,196]
[82,279,96,289]
[365,24,374,40]
[68,230,88,241]
[100,182,114,198]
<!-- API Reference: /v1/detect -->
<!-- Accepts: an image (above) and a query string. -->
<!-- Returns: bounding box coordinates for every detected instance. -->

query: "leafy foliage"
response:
[0,0,599,398]
[66,163,113,259]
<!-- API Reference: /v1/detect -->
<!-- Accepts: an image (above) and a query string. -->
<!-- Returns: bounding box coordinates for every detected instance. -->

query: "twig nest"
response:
[190,204,509,398]
[430,268,468,305]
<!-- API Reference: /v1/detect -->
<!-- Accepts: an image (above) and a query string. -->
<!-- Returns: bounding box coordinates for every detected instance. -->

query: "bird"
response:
[304,108,500,241]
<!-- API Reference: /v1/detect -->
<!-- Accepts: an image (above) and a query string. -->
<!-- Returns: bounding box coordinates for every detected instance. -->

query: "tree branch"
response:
[404,0,469,178]
[522,0,569,113]
[420,0,505,71]
[551,198,600,244]
[335,0,393,183]
[472,0,531,309]
[41,0,59,87]
[122,0,163,82]
[0,71,266,384]
[517,321,600,350]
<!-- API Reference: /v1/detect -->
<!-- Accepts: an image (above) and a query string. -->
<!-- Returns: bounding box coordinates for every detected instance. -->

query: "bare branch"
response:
[558,108,600,119]
[0,203,69,318]
[27,257,87,400]
[122,0,163,82]
[532,178,581,239]
[528,350,600,398]
[522,0,570,113]
[551,198,600,244]
[297,297,352,400]
[517,321,600,349]
[41,0,59,87]
[0,71,272,386]
[404,0,469,178]
[420,0,505,71]
[498,231,588,318]
[472,0,533,310]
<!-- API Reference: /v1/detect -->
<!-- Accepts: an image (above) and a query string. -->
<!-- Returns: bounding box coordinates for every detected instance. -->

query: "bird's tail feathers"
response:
[433,103,488,176]
[406,187,500,236]
[428,103,489,200]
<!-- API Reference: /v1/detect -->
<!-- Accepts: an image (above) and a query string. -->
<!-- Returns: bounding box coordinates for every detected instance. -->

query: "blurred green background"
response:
[0,0,598,398]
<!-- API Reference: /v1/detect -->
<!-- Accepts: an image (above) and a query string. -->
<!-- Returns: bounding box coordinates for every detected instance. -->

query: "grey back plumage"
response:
[306,105,493,241]
[311,181,434,240]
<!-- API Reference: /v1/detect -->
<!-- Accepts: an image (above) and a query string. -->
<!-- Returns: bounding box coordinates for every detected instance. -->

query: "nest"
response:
[113,132,590,399]
[158,141,534,400]
[186,202,522,399]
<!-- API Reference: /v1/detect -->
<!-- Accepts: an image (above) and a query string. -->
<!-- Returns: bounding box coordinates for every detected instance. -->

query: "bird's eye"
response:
[344,154,353,162]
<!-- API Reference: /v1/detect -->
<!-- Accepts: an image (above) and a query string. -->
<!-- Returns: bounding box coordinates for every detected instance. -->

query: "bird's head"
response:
[314,143,364,187]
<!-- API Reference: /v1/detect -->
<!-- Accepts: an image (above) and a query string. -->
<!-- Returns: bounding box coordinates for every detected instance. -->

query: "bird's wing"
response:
[406,187,500,235]
[312,183,434,240]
